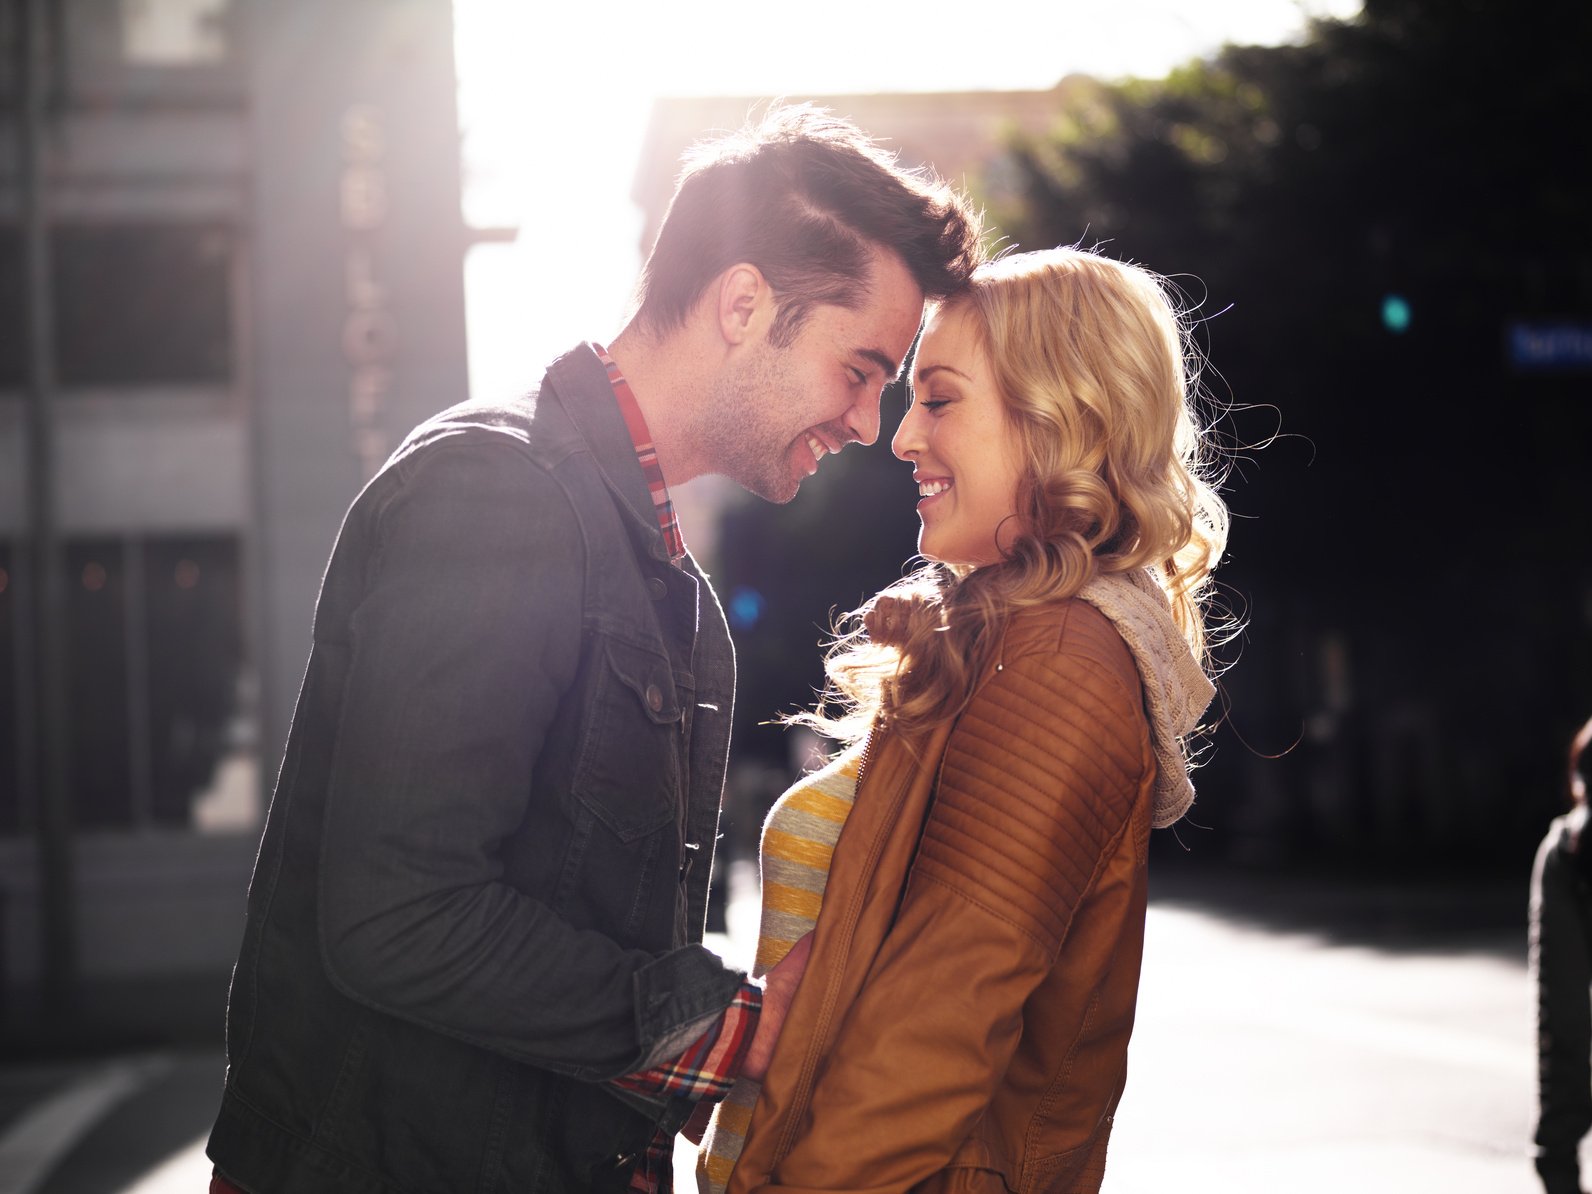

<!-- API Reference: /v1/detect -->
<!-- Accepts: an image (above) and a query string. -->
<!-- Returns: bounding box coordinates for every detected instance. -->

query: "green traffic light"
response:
[1381,294,1411,334]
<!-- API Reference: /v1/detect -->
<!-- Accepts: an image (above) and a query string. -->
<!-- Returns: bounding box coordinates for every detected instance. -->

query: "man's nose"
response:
[842,390,883,447]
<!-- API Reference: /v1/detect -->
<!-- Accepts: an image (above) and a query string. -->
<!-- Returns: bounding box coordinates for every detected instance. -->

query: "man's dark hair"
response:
[634,104,984,347]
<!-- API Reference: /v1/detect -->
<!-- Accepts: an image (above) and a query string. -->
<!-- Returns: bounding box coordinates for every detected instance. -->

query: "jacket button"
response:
[645,684,663,713]
[647,577,667,600]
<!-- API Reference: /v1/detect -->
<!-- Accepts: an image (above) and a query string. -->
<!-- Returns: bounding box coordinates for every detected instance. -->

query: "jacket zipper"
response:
[854,720,878,790]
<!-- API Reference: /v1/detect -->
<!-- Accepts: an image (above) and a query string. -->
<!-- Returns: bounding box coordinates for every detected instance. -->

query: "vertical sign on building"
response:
[247,0,469,766]
[340,103,398,478]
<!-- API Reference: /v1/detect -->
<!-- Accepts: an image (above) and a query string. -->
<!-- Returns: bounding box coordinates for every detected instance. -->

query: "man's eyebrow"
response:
[859,348,901,379]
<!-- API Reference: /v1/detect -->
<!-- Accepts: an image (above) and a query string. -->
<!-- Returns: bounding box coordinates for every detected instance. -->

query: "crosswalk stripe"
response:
[0,1056,172,1194]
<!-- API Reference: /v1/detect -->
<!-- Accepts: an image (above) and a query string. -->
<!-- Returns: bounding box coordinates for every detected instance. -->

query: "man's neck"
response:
[605,323,717,487]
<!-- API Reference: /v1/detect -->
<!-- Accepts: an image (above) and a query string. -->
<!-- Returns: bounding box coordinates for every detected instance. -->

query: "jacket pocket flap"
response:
[604,640,682,725]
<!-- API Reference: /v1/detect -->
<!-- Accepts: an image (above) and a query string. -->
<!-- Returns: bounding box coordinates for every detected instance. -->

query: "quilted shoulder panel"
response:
[913,602,1149,955]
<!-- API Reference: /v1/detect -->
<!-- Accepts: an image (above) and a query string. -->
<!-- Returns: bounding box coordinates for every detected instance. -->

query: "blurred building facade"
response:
[0,0,468,1045]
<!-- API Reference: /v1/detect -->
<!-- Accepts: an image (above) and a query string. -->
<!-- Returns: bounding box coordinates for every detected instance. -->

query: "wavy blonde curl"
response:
[793,246,1229,746]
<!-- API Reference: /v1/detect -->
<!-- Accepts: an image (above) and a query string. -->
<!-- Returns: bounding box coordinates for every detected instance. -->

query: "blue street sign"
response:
[1508,321,1592,373]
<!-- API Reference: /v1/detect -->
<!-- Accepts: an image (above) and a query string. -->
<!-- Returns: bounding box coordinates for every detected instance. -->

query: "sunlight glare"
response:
[451,0,1362,402]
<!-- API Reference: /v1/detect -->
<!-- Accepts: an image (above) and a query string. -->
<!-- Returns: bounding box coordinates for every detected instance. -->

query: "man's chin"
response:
[713,442,809,503]
[719,466,799,505]
[749,457,806,504]
[762,475,803,505]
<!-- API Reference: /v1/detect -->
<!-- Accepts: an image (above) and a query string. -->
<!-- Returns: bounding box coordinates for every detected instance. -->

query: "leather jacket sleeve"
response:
[755,642,1146,1194]
[314,438,739,1080]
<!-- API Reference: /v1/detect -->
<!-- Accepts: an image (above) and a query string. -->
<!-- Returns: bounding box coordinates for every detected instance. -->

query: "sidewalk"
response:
[1113,864,1541,1194]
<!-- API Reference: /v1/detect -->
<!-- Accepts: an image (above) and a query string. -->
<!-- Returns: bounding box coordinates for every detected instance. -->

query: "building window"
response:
[0,6,16,108]
[143,536,257,830]
[53,223,235,387]
[65,539,134,829]
[119,0,231,66]
[0,227,21,391]
[0,221,236,392]
[0,534,259,835]
[0,545,18,835]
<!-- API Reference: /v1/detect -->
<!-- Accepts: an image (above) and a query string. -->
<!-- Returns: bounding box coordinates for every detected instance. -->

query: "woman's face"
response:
[892,305,1027,568]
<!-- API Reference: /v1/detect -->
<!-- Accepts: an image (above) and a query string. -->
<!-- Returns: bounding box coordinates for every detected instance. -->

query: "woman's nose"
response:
[891,404,923,461]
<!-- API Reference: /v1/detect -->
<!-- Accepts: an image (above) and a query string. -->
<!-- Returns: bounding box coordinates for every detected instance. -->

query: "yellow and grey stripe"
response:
[697,743,863,1194]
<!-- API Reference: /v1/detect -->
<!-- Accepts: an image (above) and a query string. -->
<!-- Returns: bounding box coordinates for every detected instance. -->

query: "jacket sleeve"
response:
[315,438,742,1081]
[755,645,1146,1194]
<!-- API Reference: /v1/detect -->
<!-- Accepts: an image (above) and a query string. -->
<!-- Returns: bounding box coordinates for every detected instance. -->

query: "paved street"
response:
[0,870,1554,1194]
[1104,875,1539,1193]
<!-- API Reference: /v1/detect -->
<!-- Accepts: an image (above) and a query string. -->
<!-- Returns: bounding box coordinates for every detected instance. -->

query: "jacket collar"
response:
[540,343,674,568]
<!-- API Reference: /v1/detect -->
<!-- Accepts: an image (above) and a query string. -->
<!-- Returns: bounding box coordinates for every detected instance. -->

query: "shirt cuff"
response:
[611,979,762,1101]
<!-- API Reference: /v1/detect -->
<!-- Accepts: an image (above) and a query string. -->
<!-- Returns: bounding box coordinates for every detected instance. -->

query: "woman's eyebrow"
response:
[914,363,972,383]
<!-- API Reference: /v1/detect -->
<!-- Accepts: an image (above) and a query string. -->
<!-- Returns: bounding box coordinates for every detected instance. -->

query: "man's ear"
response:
[717,263,775,346]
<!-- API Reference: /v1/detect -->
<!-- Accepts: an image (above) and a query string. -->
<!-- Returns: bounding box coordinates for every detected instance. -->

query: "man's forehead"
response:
[856,284,927,376]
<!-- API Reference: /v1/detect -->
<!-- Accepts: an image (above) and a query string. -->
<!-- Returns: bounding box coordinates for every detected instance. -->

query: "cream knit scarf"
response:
[1077,568,1215,828]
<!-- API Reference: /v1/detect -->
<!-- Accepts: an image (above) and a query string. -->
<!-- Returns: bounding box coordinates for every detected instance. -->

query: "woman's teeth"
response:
[918,480,950,497]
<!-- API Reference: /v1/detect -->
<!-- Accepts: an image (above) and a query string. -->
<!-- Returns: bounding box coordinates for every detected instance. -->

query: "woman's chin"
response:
[918,535,996,571]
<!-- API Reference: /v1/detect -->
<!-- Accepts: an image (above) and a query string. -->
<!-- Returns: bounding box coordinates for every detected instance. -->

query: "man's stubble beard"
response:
[700,341,801,504]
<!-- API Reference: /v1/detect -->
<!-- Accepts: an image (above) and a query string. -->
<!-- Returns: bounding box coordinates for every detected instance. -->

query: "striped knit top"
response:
[696,742,865,1194]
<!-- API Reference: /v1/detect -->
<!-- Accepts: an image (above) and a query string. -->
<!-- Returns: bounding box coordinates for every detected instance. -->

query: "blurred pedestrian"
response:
[698,247,1229,1194]
[1531,715,1592,1194]
[204,105,982,1194]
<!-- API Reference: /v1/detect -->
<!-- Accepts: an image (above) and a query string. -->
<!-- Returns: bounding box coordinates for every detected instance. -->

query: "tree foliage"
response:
[994,0,1592,864]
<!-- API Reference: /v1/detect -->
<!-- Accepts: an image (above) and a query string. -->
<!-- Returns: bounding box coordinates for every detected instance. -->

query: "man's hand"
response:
[740,932,813,1083]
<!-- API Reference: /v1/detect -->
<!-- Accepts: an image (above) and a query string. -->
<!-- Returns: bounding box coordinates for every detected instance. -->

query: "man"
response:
[1532,715,1592,1194]
[206,105,981,1193]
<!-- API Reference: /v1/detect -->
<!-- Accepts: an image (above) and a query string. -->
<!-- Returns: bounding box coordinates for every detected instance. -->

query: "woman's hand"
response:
[740,932,814,1083]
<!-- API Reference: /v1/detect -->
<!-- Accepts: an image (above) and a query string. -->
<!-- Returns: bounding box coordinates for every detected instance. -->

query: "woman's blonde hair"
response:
[796,246,1229,744]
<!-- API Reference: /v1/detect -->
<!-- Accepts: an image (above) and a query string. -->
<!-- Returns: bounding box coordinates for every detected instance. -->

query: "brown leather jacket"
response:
[728,598,1157,1194]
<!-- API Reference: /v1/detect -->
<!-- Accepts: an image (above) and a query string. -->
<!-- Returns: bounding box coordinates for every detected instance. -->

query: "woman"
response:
[700,246,1229,1194]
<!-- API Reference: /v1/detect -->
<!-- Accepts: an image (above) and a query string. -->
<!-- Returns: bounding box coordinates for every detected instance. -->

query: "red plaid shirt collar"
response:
[594,344,686,567]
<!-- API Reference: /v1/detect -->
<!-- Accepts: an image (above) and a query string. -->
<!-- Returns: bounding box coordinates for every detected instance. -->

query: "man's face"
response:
[706,251,925,503]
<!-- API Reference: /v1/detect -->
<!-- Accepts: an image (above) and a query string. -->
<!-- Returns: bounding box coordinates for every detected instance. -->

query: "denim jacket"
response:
[208,345,743,1192]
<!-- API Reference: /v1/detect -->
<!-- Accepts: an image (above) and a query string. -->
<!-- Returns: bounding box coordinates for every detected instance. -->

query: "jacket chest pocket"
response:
[572,637,685,842]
